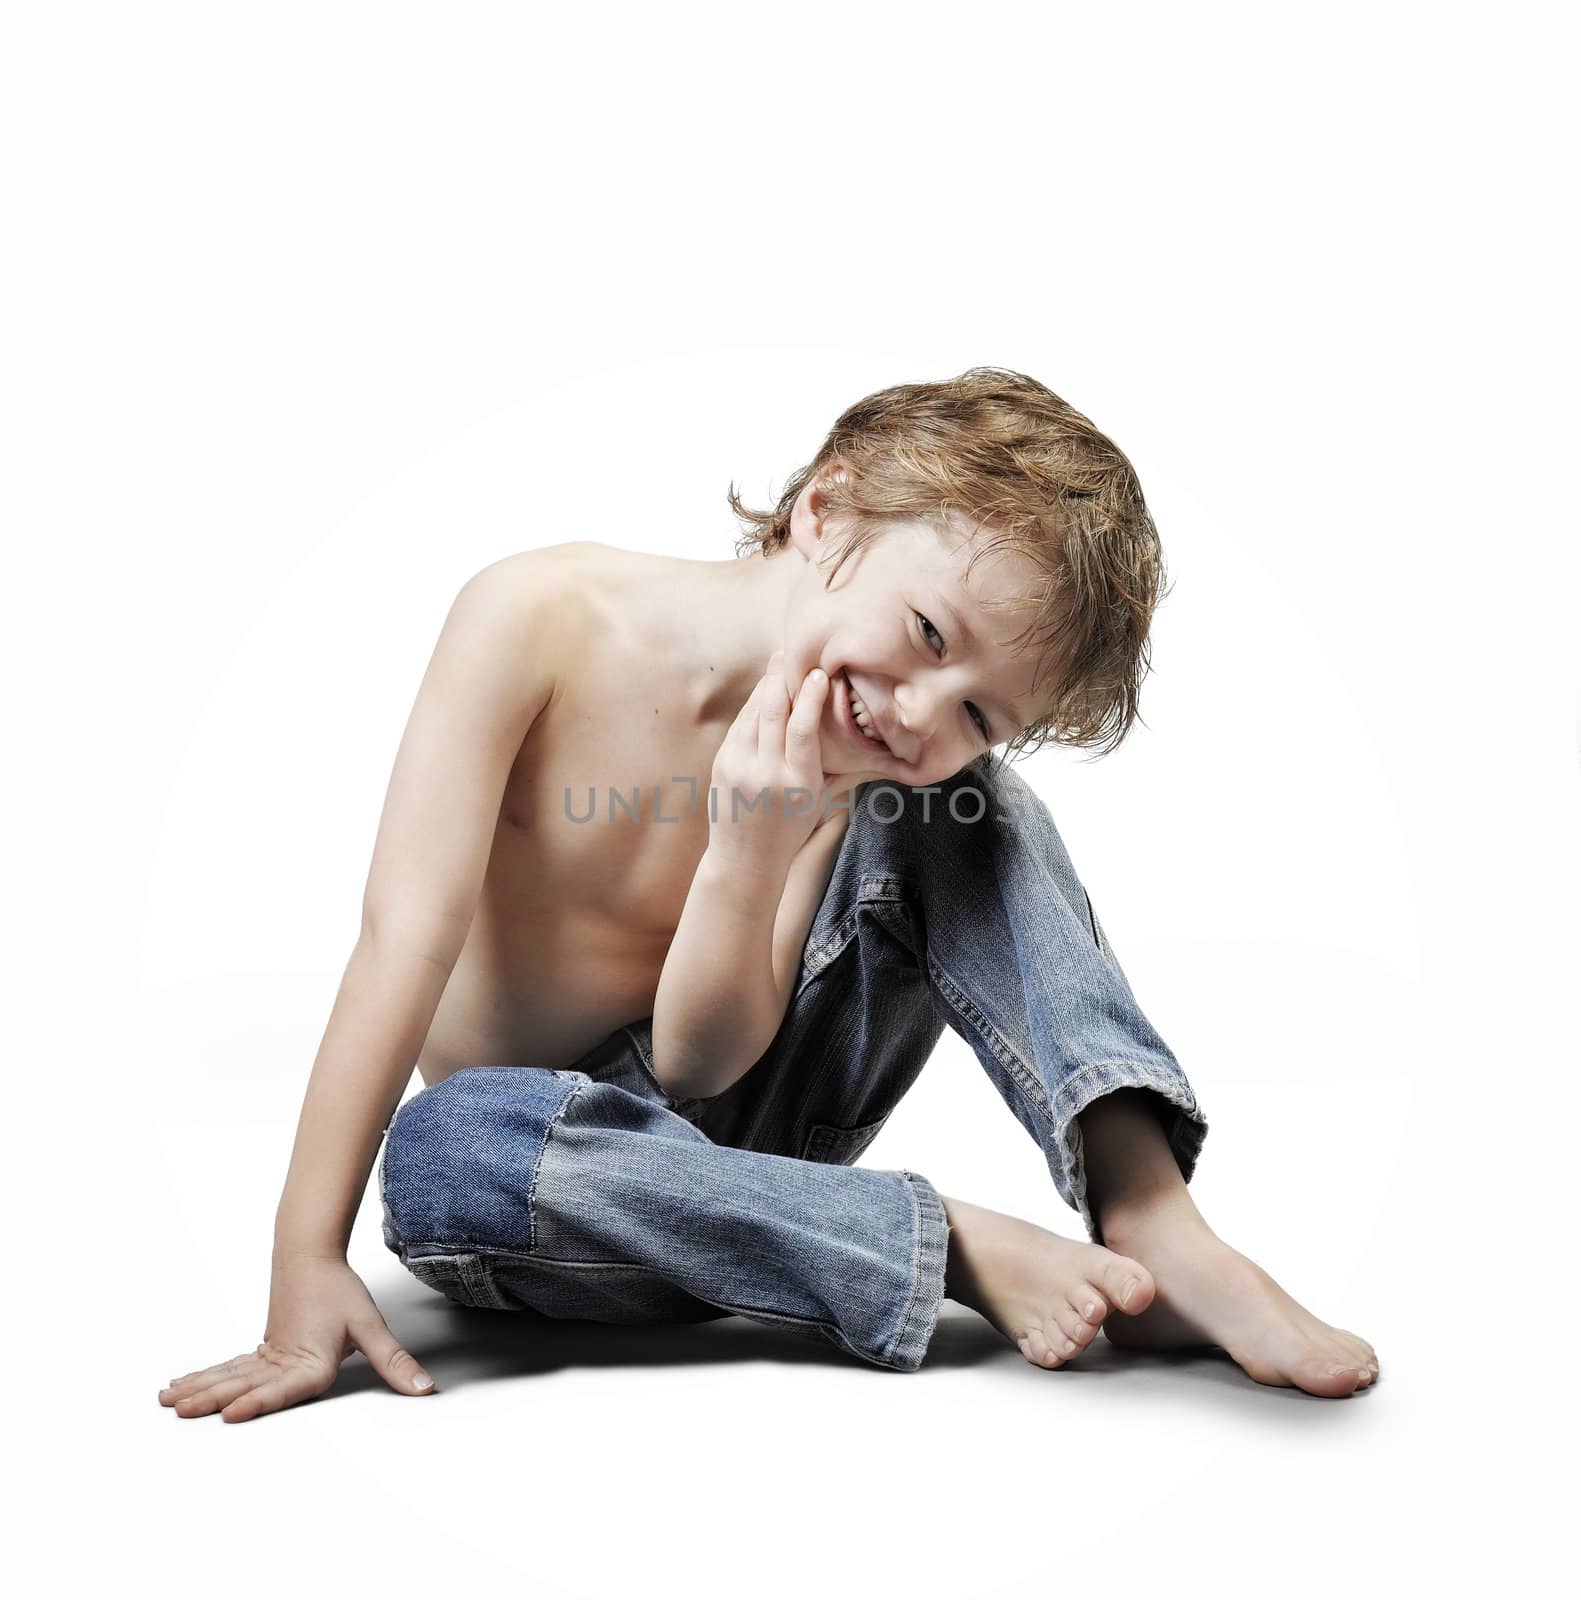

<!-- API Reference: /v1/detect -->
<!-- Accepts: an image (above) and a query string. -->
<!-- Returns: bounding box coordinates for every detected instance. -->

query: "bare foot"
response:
[1100,1207,1380,1398]
[940,1194,1155,1370]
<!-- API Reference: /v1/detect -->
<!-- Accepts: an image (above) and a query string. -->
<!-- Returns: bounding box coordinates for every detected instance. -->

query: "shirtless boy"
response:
[158,368,1378,1423]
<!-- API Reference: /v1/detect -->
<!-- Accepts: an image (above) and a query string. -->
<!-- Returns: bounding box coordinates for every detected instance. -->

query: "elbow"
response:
[650,1052,720,1103]
[650,995,785,1102]
[359,902,470,975]
[648,1031,736,1102]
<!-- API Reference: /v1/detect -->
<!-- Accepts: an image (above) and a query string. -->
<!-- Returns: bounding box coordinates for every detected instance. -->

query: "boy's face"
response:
[780,475,1048,789]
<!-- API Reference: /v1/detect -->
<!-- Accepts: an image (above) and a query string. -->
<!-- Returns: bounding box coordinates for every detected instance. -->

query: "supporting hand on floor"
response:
[158,1253,435,1423]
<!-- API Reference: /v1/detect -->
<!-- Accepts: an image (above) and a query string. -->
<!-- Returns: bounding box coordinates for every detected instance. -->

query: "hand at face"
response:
[707,650,839,875]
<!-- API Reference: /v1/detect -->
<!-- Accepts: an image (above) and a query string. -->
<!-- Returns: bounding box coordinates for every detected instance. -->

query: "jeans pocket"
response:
[800,1115,891,1166]
[403,1250,512,1310]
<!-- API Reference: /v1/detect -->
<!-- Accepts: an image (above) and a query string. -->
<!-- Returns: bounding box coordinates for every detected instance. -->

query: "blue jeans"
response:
[379,762,1208,1372]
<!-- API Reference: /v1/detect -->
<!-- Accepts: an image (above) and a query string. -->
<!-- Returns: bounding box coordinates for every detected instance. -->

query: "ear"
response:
[786,464,849,561]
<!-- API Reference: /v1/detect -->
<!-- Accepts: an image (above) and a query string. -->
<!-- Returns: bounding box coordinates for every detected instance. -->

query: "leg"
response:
[379,1055,947,1372]
[1080,1088,1380,1396]
[817,762,1210,1238]
[665,767,1170,1371]
[857,761,1374,1394]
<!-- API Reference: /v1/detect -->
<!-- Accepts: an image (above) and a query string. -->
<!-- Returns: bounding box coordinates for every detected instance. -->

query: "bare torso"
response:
[418,542,743,1086]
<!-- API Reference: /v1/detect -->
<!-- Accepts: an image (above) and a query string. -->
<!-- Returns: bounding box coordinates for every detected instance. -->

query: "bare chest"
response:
[420,655,732,1082]
[501,697,722,947]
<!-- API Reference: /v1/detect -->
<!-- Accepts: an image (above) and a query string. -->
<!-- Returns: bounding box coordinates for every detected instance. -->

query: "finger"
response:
[161,1355,255,1400]
[350,1316,436,1396]
[785,667,828,763]
[171,1374,259,1418]
[164,1357,265,1405]
[756,669,791,758]
[218,1375,314,1424]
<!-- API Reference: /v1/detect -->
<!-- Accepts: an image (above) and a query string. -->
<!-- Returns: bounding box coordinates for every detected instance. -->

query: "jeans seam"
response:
[797,881,914,996]
[886,1171,948,1371]
[924,953,1054,1127]
[880,1170,926,1365]
[525,1077,587,1256]
[799,909,858,986]
[458,1252,512,1310]
[871,1171,927,1366]
[378,1110,402,1251]
[924,947,1207,1230]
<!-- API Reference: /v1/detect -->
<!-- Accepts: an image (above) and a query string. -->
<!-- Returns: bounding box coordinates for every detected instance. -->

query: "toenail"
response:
[1122,1276,1142,1306]
[1084,1301,1100,1319]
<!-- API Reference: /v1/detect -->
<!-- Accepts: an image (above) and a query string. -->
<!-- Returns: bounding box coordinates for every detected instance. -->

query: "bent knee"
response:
[382,1066,583,1253]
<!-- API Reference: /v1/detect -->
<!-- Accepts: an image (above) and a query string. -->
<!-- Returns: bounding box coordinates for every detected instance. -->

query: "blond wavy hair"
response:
[727,367,1170,770]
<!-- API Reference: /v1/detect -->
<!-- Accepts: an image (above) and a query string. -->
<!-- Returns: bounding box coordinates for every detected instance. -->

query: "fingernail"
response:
[413,1373,433,1390]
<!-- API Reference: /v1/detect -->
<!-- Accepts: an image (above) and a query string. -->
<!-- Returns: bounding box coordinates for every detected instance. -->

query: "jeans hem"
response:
[1052,1060,1209,1241]
[879,1170,949,1372]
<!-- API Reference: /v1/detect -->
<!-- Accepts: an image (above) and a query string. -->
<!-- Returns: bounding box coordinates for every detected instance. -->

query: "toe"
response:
[1091,1251,1155,1315]
[1069,1288,1108,1327]
[1293,1358,1367,1397]
[1336,1333,1378,1378]
[1054,1302,1099,1350]
[1336,1327,1376,1360]
[1021,1326,1057,1368]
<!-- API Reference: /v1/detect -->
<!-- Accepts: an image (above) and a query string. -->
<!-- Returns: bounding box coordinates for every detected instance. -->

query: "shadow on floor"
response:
[331,1279,1378,1413]
[331,1283,1001,1398]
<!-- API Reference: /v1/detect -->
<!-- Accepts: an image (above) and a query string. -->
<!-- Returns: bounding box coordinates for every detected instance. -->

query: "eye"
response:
[917,612,992,744]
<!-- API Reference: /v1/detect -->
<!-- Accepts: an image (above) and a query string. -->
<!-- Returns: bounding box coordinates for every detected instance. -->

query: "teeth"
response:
[845,678,887,749]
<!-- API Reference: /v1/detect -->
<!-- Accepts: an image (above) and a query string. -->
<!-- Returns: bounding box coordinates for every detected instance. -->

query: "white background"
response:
[6,2,1576,1594]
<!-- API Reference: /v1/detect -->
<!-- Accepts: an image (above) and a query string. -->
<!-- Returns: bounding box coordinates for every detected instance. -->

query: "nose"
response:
[894,676,951,745]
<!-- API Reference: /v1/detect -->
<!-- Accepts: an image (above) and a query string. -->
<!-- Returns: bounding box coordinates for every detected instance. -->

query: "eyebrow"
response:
[932,589,1029,738]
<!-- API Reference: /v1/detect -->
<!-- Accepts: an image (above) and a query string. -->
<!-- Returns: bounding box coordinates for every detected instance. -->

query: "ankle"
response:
[940,1194,982,1305]
[1096,1187,1213,1254]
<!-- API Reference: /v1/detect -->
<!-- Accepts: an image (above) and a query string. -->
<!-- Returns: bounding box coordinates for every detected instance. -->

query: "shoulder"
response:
[420,545,600,725]
[454,542,601,632]
[463,539,596,591]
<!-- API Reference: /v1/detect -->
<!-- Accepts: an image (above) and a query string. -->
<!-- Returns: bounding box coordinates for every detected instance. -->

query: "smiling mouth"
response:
[837,669,891,755]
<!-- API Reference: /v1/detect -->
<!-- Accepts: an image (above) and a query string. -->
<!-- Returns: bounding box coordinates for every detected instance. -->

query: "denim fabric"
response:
[380,761,1207,1372]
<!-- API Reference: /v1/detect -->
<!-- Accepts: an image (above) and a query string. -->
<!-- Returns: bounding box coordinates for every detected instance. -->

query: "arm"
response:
[163,550,564,1423]
[651,653,845,1099]
[653,803,851,1100]
[273,552,563,1258]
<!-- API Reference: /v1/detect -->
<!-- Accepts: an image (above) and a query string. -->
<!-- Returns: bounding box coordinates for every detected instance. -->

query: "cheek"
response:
[917,744,977,787]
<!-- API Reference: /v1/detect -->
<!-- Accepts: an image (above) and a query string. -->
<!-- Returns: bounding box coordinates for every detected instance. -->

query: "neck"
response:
[660,542,804,729]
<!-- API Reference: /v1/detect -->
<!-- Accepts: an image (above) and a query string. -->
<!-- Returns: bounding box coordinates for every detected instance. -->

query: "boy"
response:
[158,368,1378,1423]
